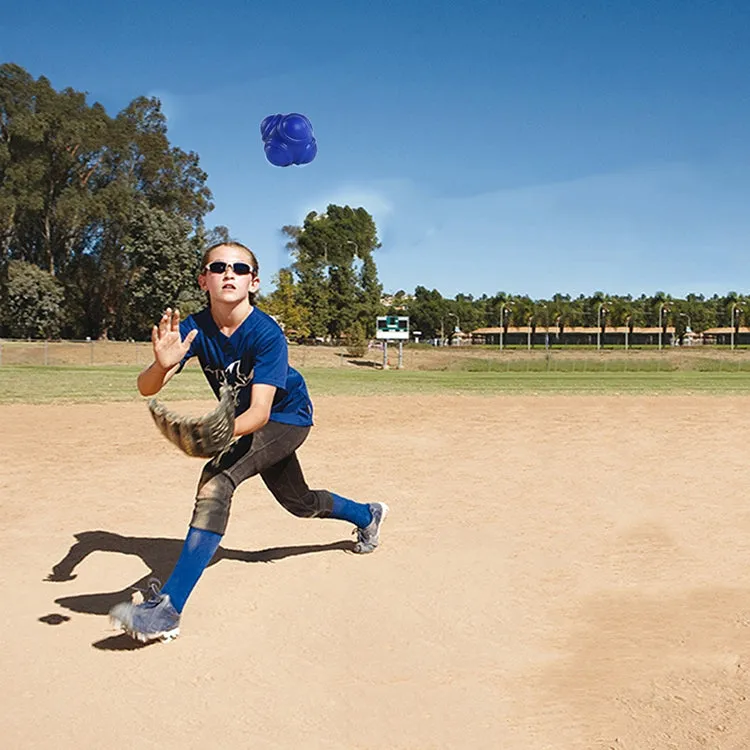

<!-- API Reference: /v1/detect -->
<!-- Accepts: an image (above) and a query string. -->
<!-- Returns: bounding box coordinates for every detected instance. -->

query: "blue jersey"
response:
[177,307,313,427]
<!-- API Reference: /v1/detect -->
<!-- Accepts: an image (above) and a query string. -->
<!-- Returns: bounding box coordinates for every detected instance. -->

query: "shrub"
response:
[345,321,367,358]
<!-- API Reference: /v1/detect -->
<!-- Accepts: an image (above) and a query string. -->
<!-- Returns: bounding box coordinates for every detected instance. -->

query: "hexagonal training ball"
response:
[261,113,317,167]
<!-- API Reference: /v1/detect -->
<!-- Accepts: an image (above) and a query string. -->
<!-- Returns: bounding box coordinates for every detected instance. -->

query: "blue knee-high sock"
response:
[330,493,372,528]
[161,527,222,613]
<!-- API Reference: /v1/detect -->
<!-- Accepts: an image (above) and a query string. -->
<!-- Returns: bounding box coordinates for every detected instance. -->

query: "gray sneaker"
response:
[353,502,389,554]
[109,581,181,643]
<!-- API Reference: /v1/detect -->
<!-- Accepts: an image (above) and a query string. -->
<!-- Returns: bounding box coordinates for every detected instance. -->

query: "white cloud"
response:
[298,184,394,223]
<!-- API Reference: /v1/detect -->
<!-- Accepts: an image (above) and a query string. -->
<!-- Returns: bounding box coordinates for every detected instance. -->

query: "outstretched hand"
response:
[151,308,197,371]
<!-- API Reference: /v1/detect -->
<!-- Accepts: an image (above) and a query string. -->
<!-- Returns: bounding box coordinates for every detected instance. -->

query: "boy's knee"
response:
[191,472,235,535]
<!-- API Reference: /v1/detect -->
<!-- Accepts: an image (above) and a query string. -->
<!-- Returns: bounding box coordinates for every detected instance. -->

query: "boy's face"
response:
[199,245,260,304]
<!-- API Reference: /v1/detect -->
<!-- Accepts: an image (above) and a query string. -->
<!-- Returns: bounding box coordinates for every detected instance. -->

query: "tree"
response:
[0,64,216,339]
[408,286,446,339]
[484,292,512,329]
[449,293,481,339]
[197,224,231,249]
[344,320,368,358]
[682,292,712,333]
[261,267,311,339]
[548,293,572,331]
[281,205,382,340]
[0,64,110,277]
[292,258,330,339]
[120,203,199,338]
[0,259,64,338]
[606,295,633,328]
[508,295,534,328]
[357,253,383,335]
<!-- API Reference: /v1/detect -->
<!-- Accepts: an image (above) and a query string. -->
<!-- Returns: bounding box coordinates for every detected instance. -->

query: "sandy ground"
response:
[3,393,750,749]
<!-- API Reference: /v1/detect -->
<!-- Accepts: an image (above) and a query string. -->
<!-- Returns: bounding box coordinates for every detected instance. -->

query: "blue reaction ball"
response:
[261,113,317,167]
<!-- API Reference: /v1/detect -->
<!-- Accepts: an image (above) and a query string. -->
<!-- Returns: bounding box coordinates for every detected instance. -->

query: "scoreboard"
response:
[376,316,409,340]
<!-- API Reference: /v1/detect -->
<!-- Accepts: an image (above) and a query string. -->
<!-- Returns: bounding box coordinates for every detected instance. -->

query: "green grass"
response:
[460,357,750,373]
[2,364,750,404]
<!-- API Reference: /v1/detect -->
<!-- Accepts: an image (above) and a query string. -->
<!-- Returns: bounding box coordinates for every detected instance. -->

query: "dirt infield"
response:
[3,393,750,748]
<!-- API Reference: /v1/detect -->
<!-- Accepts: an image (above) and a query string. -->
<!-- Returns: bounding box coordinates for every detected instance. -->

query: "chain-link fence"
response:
[0,339,152,367]
[4,338,750,372]
[457,355,750,373]
[0,339,353,369]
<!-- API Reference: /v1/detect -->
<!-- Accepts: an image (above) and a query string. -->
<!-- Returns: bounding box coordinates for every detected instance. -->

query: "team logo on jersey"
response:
[204,356,254,406]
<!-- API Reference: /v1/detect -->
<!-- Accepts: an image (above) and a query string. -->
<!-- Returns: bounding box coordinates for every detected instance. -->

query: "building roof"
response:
[472,326,677,334]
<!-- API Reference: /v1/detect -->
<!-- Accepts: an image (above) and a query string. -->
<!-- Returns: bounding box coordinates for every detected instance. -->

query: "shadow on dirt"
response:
[42,530,356,650]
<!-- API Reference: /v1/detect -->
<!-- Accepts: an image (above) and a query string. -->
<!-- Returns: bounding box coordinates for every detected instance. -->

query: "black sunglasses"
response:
[204,261,254,276]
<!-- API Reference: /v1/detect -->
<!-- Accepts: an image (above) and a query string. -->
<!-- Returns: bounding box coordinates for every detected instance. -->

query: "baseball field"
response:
[3,349,750,749]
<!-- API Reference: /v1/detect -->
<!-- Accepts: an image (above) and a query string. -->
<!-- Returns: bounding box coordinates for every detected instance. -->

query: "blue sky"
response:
[3,0,749,299]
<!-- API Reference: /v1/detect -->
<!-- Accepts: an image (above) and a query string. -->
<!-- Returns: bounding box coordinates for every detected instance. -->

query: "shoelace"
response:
[353,525,371,545]
[132,577,164,607]
[148,578,163,596]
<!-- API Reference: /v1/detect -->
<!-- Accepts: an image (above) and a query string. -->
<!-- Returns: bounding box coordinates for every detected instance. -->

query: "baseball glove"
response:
[148,384,236,458]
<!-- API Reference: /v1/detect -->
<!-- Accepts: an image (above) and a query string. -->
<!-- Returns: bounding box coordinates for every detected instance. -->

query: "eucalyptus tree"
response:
[282,204,382,339]
[0,64,217,338]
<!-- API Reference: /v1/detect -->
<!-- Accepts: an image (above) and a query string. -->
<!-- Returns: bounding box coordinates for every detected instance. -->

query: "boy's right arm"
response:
[137,308,198,396]
[137,360,180,396]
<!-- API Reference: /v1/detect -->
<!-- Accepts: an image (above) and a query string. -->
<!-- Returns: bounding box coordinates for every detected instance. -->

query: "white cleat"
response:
[354,502,390,554]
[108,581,181,643]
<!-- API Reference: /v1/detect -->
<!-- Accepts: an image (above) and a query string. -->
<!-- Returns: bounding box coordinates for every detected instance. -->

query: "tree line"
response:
[2,63,747,344]
[388,290,750,343]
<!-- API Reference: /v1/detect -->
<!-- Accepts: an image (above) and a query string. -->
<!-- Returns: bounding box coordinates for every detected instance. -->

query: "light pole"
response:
[625,315,632,350]
[658,304,669,350]
[731,305,742,350]
[541,305,550,350]
[447,312,459,346]
[678,312,691,346]
[597,303,608,350]
[537,304,548,331]
[527,315,533,351]
[499,306,511,350]
[554,314,563,347]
